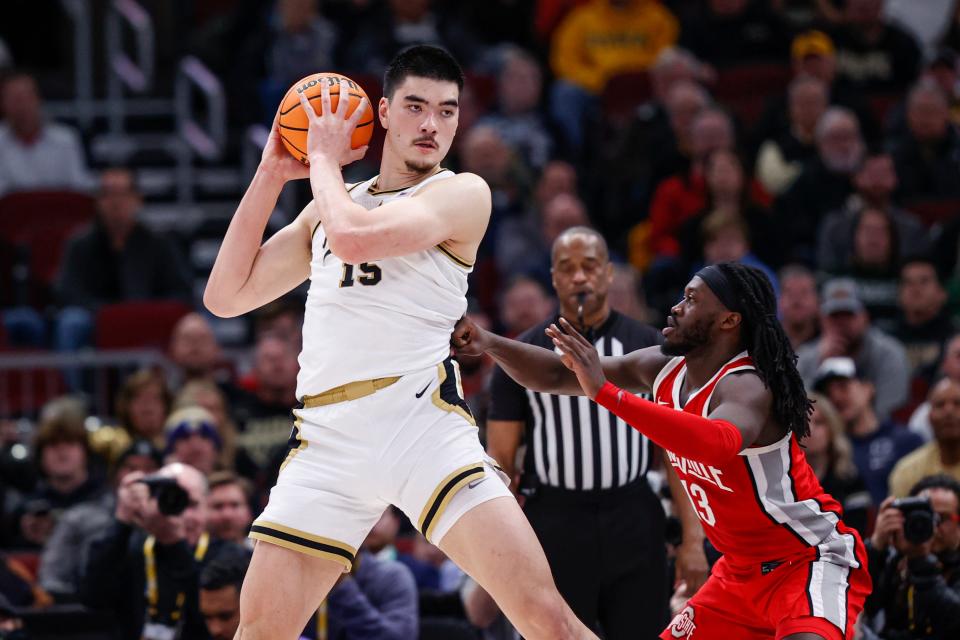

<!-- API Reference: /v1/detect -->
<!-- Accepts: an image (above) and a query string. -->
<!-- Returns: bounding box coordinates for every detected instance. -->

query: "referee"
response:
[486,227,703,639]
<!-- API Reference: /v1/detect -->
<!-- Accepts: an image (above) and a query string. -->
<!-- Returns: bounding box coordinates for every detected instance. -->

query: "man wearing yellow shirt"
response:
[549,0,679,151]
[890,378,960,497]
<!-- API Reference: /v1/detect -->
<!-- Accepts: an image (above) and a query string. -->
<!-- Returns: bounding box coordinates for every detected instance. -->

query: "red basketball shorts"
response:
[661,547,871,640]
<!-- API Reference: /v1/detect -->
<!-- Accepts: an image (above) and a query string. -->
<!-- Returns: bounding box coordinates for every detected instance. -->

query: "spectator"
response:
[323,548,419,640]
[163,407,222,476]
[116,369,173,446]
[0,71,91,195]
[397,534,462,593]
[205,471,253,546]
[82,463,220,640]
[174,380,250,478]
[7,398,105,549]
[608,263,651,323]
[775,107,865,262]
[911,334,960,441]
[830,0,922,92]
[53,168,192,351]
[894,258,958,378]
[345,0,479,76]
[696,210,779,295]
[826,207,902,332]
[679,0,788,68]
[38,439,162,602]
[497,192,589,285]
[817,152,931,274]
[198,544,252,640]
[798,278,911,420]
[804,393,872,535]
[754,29,879,152]
[168,312,223,389]
[678,149,780,273]
[364,506,402,561]
[812,357,923,504]
[252,297,304,349]
[890,379,960,498]
[549,0,679,152]
[646,108,742,259]
[478,47,553,171]
[233,334,299,478]
[603,52,708,236]
[890,79,960,201]
[255,0,338,123]
[498,275,555,337]
[778,264,820,349]
[755,75,828,196]
[865,474,960,639]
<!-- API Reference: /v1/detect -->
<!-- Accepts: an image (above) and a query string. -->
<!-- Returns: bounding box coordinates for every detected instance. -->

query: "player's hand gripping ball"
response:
[278,73,374,165]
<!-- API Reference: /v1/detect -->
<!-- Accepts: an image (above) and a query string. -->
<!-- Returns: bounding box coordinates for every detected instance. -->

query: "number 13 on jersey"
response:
[679,479,716,527]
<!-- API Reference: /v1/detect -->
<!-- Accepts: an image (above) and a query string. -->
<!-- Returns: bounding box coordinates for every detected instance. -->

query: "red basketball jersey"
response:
[653,352,861,567]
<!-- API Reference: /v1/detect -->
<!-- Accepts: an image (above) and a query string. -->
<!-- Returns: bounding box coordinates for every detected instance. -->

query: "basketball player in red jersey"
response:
[453,262,871,640]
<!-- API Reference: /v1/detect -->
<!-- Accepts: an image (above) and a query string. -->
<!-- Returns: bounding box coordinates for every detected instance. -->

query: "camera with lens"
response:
[891,496,937,545]
[137,475,189,516]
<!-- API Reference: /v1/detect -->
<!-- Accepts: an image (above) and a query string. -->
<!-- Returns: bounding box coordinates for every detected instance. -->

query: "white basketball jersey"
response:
[296,169,471,398]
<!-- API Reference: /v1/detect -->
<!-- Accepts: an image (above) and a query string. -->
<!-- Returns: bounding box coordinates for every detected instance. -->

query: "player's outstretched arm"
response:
[204,109,314,318]
[297,80,489,265]
[548,318,770,466]
[452,316,661,396]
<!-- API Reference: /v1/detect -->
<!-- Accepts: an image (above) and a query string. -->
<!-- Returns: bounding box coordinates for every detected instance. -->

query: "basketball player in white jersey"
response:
[205,46,596,640]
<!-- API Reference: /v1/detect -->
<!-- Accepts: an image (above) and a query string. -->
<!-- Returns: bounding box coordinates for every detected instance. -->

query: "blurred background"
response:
[1,1,960,639]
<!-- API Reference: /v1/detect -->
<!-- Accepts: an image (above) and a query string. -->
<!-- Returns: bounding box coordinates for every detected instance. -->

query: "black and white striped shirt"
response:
[489,311,662,491]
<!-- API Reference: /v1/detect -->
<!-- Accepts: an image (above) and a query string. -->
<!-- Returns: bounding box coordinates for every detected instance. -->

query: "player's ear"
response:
[378,97,390,129]
[719,311,741,330]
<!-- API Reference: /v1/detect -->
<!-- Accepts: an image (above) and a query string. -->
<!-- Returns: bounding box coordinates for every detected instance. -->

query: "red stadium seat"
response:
[602,71,653,125]
[0,192,96,304]
[713,63,791,128]
[0,366,67,417]
[905,198,960,227]
[94,301,193,350]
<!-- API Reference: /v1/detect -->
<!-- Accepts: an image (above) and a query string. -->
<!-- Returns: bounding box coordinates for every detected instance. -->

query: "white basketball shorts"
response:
[249,356,511,571]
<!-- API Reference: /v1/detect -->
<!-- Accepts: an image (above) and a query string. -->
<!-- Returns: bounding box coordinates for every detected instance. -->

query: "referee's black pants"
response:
[523,479,669,640]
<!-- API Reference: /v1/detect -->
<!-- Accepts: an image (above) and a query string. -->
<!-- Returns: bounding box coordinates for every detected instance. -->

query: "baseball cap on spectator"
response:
[820,278,865,315]
[792,31,835,61]
[813,357,858,393]
[163,407,221,454]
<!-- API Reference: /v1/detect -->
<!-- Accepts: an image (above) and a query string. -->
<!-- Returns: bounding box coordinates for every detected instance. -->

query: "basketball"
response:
[278,73,375,165]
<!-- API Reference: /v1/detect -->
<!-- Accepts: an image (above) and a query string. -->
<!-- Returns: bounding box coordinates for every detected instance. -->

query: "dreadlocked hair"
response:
[715,262,812,438]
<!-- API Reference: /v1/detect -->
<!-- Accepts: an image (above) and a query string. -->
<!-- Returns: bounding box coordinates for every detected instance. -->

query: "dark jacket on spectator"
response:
[891,128,960,201]
[82,520,222,640]
[865,542,960,639]
[775,158,855,264]
[326,550,418,640]
[55,221,192,309]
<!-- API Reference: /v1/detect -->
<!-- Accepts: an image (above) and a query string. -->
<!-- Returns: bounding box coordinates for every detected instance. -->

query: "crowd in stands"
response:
[2,0,960,638]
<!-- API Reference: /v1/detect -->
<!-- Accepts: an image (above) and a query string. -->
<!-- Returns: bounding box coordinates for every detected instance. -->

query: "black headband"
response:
[695,265,743,314]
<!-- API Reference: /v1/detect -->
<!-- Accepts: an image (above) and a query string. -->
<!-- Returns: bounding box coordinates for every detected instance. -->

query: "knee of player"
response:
[518,588,573,636]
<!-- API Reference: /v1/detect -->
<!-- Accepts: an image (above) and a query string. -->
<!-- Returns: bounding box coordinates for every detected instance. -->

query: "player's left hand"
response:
[545,317,606,398]
[675,541,709,594]
[297,78,369,168]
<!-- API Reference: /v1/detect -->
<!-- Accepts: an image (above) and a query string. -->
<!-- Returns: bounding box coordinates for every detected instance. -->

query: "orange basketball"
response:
[278,73,375,165]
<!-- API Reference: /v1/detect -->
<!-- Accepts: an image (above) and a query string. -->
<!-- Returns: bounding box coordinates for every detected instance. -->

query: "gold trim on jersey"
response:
[367,167,447,195]
[435,242,474,268]
[418,463,486,541]
[432,361,476,425]
[301,376,401,408]
[249,520,355,571]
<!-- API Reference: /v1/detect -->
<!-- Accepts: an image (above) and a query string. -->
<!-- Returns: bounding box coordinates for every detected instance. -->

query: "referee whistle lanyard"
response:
[142,531,210,637]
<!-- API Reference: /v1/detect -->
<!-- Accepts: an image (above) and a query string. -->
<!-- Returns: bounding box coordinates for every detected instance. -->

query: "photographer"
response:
[865,474,960,638]
[81,463,222,640]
